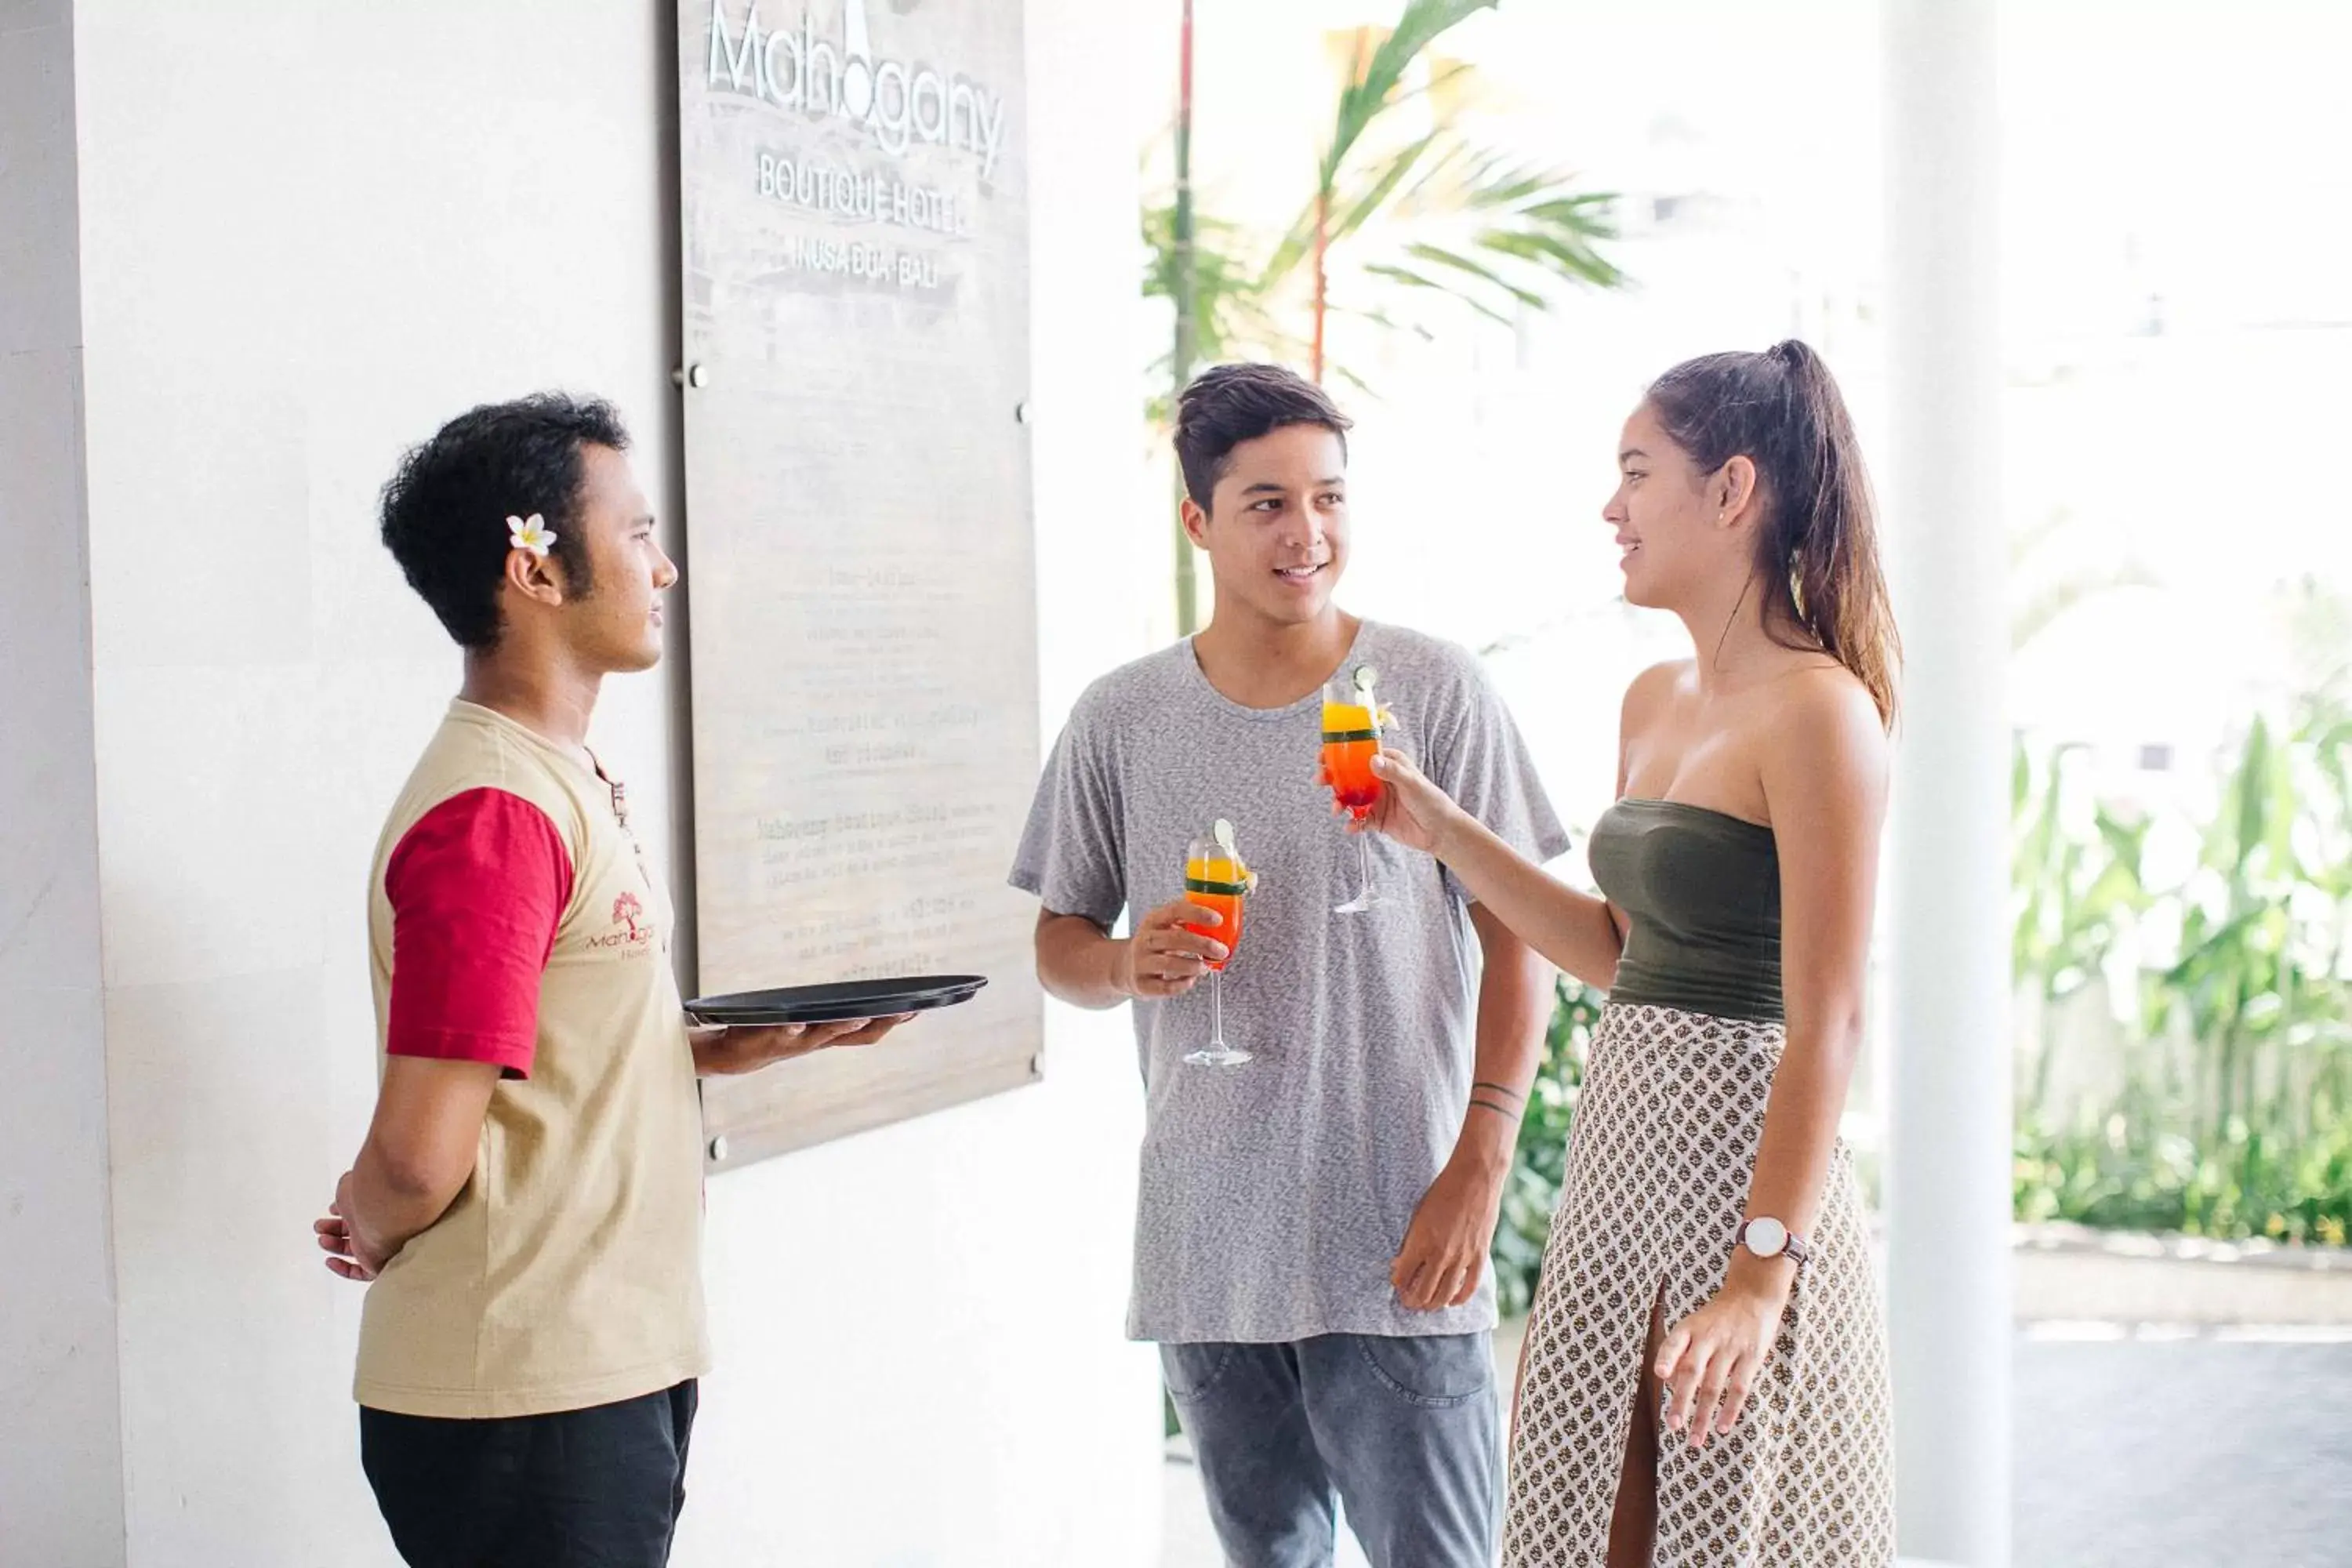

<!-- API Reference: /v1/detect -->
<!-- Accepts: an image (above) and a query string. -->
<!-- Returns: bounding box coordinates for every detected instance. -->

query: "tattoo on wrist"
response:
[1472,1080,1526,1104]
[1468,1095,1523,1123]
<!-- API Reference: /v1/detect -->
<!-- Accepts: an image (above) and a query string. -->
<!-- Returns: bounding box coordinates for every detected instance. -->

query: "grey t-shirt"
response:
[1009,619,1570,1344]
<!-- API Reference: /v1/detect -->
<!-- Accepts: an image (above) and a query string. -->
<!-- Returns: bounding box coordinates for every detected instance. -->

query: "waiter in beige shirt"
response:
[314,393,909,1568]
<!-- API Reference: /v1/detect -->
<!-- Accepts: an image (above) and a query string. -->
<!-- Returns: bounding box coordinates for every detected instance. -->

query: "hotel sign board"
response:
[677,0,1042,1169]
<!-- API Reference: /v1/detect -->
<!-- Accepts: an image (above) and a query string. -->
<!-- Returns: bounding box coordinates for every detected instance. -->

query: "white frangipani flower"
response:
[506,513,557,557]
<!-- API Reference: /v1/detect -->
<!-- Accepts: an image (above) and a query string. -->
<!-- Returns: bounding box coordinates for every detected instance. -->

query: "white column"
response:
[1882,2,2011,1566]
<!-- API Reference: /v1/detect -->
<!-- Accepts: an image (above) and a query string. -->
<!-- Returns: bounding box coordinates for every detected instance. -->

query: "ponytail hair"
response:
[1646,339,1902,728]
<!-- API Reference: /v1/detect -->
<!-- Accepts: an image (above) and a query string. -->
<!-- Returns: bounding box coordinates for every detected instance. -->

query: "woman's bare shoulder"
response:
[1763,663,1889,781]
[1621,658,1696,726]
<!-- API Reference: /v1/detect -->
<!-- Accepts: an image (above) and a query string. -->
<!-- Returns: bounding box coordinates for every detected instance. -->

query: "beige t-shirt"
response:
[354,700,710,1418]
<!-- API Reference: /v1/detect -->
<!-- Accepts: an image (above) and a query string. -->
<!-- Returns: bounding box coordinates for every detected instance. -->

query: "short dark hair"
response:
[1173,363,1352,511]
[379,393,630,650]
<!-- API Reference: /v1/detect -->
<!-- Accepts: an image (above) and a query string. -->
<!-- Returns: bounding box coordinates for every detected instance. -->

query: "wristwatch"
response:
[1736,1216,1809,1265]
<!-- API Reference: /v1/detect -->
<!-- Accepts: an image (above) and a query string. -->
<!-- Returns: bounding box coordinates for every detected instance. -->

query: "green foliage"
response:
[1315,0,1496,194]
[1141,206,1311,421]
[2010,739,2151,1112]
[2013,692,2352,1244]
[2013,1105,2352,1247]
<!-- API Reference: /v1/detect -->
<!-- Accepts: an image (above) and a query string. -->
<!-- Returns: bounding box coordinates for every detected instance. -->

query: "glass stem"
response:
[1357,832,1375,902]
[1209,968,1225,1047]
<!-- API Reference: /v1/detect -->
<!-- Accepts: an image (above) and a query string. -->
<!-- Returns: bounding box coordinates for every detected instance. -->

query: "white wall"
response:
[1,3,125,1561]
[20,0,1158,1563]
[63,5,687,1562]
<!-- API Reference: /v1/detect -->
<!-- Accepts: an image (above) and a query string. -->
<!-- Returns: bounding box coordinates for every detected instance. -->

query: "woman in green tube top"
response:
[1361,340,1900,1566]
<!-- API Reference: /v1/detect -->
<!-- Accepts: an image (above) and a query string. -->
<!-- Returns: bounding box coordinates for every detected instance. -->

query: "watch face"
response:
[1745,1217,1789,1257]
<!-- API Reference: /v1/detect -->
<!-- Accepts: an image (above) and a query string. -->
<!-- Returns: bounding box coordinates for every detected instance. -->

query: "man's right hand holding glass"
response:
[1118,898,1229,998]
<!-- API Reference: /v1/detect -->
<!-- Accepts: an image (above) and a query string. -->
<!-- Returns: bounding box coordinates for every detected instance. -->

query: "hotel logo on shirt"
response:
[589,891,656,953]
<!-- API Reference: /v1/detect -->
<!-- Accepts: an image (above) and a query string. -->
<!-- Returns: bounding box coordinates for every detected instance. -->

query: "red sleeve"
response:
[384,787,575,1079]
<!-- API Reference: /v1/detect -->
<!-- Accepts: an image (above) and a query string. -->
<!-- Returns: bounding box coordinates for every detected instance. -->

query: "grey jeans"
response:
[1162,1332,1501,1568]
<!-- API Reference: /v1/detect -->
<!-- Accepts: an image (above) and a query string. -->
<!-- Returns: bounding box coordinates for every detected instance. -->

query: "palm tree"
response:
[1145,0,1626,630]
[1278,0,1623,380]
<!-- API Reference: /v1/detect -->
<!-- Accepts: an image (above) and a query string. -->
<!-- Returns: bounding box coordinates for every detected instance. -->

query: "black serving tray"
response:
[685,975,988,1027]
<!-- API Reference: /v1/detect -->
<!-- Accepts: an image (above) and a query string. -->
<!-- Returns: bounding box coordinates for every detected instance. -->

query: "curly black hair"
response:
[1173,363,1352,514]
[378,393,631,650]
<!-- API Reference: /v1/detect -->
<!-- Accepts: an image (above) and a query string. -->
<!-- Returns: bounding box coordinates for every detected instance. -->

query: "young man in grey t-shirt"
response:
[1011,364,1566,1568]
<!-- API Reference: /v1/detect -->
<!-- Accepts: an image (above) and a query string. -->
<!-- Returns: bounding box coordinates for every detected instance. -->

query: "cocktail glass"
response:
[1180,821,1252,1067]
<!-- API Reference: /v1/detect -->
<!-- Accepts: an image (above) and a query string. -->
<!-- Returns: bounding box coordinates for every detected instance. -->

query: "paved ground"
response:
[1160,1329,2352,1567]
[2013,1326,2352,1568]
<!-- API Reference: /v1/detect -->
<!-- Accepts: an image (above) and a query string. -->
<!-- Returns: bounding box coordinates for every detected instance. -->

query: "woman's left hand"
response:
[1654,1281,1787,1448]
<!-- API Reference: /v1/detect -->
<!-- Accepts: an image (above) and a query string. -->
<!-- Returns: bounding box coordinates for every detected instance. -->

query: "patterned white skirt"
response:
[1502,1002,1895,1566]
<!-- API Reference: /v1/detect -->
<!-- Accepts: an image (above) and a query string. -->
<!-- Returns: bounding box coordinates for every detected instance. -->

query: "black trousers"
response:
[360,1381,698,1568]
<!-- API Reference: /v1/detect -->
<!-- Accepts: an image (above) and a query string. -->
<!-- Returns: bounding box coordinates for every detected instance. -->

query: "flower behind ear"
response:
[506,514,557,557]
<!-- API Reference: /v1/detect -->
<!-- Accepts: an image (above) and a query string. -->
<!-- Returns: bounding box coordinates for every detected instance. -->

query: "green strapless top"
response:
[1588,797,1783,1024]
